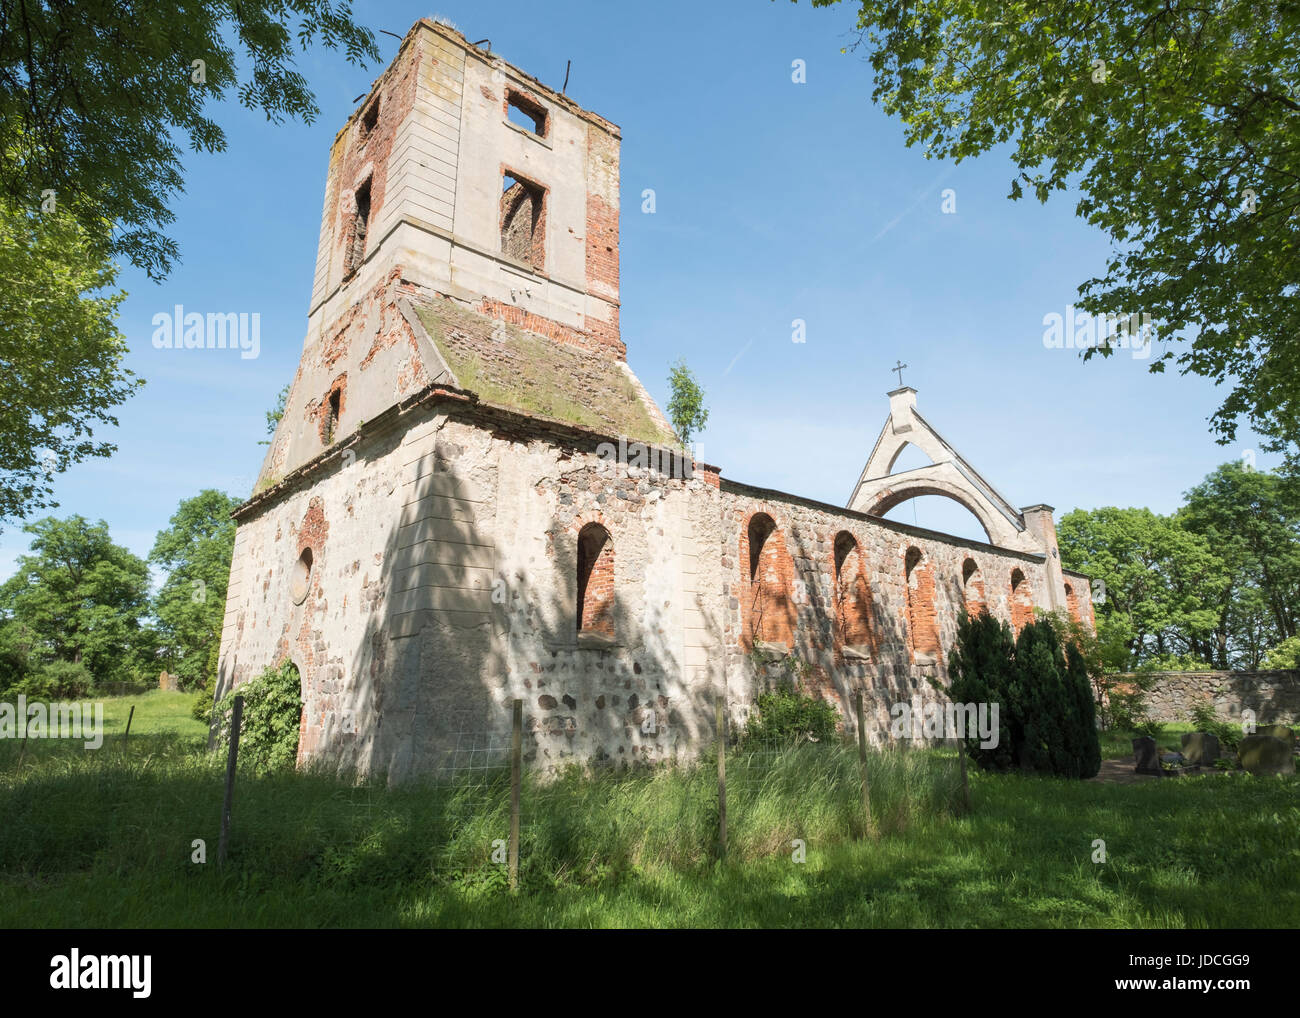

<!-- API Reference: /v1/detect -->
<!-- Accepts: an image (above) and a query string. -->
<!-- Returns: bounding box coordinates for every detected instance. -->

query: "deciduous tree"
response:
[816,0,1300,460]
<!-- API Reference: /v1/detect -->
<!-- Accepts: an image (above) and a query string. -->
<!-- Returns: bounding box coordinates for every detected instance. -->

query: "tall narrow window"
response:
[962,557,986,618]
[905,546,941,662]
[345,179,371,277]
[1064,582,1082,626]
[360,97,379,140]
[500,172,544,268]
[744,513,793,648]
[324,389,340,444]
[1009,568,1034,634]
[833,531,874,653]
[577,523,614,637]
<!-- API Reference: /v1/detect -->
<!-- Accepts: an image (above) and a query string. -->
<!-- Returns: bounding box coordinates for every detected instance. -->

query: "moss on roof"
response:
[414,300,676,447]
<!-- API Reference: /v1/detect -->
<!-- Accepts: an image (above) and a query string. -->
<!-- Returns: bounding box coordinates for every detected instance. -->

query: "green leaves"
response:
[0,1,379,280]
[148,490,240,691]
[942,612,1100,777]
[0,192,141,525]
[214,660,304,774]
[818,0,1300,460]
[0,515,151,685]
[1057,460,1300,670]
[666,359,709,449]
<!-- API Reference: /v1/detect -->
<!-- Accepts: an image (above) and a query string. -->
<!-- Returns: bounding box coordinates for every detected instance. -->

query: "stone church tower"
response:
[216,19,1093,779]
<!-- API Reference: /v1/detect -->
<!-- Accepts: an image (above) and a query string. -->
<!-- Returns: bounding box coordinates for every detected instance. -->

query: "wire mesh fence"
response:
[206,692,969,890]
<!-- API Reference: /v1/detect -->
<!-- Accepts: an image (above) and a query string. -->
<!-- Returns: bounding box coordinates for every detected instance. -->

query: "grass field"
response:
[0,691,1296,928]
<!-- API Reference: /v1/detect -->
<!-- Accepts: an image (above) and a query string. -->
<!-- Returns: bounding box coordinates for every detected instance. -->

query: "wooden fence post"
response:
[956,730,971,814]
[855,690,876,839]
[509,698,522,892]
[217,695,244,867]
[716,694,727,860]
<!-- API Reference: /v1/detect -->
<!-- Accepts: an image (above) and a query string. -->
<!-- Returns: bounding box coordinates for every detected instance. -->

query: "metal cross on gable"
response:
[892,360,908,387]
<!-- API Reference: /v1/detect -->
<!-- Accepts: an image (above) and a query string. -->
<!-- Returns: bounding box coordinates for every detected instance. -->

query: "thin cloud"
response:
[870,165,957,244]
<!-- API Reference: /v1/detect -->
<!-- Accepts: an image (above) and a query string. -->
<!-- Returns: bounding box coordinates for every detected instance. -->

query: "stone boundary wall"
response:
[1110,670,1300,725]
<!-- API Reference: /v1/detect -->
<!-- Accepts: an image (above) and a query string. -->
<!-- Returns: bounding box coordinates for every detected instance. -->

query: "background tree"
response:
[816,0,1300,462]
[0,515,150,685]
[1262,636,1300,670]
[1179,461,1300,668]
[149,490,240,691]
[1057,505,1226,669]
[0,191,141,526]
[667,359,709,449]
[0,1,378,280]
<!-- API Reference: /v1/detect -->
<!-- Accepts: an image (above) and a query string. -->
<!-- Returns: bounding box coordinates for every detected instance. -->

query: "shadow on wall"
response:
[306,415,728,783]
[738,513,933,748]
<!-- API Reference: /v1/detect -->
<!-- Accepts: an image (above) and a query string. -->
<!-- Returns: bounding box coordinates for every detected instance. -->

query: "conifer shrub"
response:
[942,610,1101,778]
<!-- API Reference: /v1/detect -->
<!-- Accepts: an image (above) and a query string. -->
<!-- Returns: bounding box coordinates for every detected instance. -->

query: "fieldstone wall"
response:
[217,395,1086,780]
[1115,670,1300,725]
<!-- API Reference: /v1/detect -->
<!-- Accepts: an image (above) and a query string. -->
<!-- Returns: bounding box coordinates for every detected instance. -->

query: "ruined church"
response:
[215,19,1095,779]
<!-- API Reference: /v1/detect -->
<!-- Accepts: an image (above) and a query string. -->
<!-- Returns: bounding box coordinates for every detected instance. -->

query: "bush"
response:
[741,680,840,748]
[1189,699,1244,752]
[943,611,1100,778]
[191,685,215,725]
[213,660,303,774]
[1064,641,1102,778]
[943,610,1019,771]
[2,660,96,701]
[1097,673,1159,733]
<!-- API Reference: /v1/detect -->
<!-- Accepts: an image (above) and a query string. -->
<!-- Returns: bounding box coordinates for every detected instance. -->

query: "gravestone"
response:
[1238,734,1295,776]
[1132,736,1161,775]
[1256,724,1296,748]
[1181,731,1220,767]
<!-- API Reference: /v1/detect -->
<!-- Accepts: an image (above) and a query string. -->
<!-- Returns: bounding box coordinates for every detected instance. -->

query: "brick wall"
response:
[834,535,875,652]
[963,558,986,617]
[738,511,797,649]
[577,523,615,637]
[905,548,942,660]
[1009,568,1035,634]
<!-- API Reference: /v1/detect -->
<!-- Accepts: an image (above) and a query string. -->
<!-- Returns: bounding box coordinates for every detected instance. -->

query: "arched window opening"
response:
[748,513,775,581]
[1064,582,1082,625]
[743,513,793,647]
[962,556,986,618]
[904,546,941,661]
[833,531,875,654]
[1009,567,1034,634]
[577,523,614,637]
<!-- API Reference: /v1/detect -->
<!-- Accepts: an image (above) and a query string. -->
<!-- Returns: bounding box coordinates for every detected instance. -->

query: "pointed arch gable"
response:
[847,389,1037,552]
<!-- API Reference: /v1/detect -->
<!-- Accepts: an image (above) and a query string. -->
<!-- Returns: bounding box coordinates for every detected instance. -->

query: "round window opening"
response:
[290,547,313,605]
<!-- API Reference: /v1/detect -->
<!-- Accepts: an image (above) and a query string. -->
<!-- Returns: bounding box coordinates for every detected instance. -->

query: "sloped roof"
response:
[411,297,676,447]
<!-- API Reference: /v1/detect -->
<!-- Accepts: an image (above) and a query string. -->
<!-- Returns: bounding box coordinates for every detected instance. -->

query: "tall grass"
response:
[2,697,1295,928]
[0,729,959,897]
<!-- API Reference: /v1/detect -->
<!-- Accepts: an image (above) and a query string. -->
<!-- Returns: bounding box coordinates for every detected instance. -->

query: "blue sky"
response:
[1,0,1281,579]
